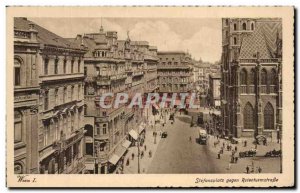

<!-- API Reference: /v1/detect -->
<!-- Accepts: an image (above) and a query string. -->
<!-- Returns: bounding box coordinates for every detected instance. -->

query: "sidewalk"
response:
[206,135,281,173]
[122,115,169,174]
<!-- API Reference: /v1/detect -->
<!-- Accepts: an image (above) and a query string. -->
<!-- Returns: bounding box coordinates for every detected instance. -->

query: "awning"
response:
[129,129,138,140]
[85,163,95,170]
[109,145,127,165]
[152,103,160,110]
[62,108,68,114]
[139,125,145,134]
[40,149,56,161]
[70,105,76,111]
[85,136,93,143]
[108,154,120,165]
[122,140,131,149]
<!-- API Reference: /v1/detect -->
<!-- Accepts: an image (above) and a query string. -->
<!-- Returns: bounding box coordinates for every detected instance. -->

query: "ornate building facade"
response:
[221,18,282,139]
[157,51,194,94]
[14,18,87,174]
[69,27,158,174]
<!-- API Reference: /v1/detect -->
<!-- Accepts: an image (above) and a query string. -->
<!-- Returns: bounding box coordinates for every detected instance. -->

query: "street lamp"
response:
[94,158,99,174]
[137,137,141,174]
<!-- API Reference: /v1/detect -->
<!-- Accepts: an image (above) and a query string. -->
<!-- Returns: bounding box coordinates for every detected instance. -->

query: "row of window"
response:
[160,61,179,66]
[44,58,81,76]
[243,102,274,130]
[43,110,82,147]
[44,85,82,110]
[240,68,277,85]
[159,77,189,83]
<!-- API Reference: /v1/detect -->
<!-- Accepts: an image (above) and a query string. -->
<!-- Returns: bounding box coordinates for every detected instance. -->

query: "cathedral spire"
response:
[100,17,104,33]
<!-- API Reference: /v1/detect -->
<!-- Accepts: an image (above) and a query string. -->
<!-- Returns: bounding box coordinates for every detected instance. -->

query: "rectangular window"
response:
[78,85,81,99]
[84,67,87,76]
[14,67,20,86]
[54,59,59,74]
[44,90,49,110]
[78,60,81,72]
[14,122,22,142]
[71,86,74,101]
[103,126,107,135]
[96,67,100,76]
[63,60,67,74]
[44,58,49,75]
[71,60,74,73]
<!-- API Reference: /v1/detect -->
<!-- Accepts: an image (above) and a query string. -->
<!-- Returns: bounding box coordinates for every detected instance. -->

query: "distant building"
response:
[208,73,221,108]
[221,18,282,139]
[157,51,194,94]
[14,17,87,174]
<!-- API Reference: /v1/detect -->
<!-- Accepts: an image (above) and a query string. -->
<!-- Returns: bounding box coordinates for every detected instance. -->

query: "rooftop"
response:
[239,19,282,59]
[14,17,81,50]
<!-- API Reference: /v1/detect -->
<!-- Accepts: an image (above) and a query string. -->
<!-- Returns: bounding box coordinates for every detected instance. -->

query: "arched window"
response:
[249,69,255,85]
[243,102,255,130]
[251,23,255,30]
[14,163,23,174]
[269,68,277,85]
[233,23,237,31]
[264,103,274,130]
[225,19,229,26]
[240,69,247,85]
[233,37,237,45]
[261,69,268,85]
[14,58,21,86]
[242,22,247,30]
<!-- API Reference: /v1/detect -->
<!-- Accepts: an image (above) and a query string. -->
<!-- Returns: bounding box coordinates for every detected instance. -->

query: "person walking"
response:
[246,166,250,174]
[258,166,262,173]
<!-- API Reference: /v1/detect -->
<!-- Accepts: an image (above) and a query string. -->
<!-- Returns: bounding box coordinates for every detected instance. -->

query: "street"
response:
[147,114,221,173]
[147,112,281,174]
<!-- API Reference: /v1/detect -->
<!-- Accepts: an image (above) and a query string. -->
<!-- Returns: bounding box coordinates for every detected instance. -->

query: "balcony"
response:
[261,85,267,93]
[94,134,109,141]
[63,157,85,174]
[40,73,84,83]
[132,70,144,77]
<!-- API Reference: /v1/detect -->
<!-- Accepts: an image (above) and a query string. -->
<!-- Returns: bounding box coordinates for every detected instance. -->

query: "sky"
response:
[29,17,222,63]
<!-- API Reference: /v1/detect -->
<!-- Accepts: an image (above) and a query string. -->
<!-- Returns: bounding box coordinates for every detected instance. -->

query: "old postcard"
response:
[6,6,294,188]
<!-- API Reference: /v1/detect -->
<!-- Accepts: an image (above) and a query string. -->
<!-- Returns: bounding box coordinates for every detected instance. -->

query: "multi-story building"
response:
[14,17,87,174]
[157,51,194,94]
[208,73,221,108]
[14,18,40,174]
[69,26,158,174]
[221,18,282,139]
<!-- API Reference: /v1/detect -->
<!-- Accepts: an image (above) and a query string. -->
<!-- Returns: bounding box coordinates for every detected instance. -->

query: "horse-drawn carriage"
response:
[239,149,257,158]
[265,149,281,157]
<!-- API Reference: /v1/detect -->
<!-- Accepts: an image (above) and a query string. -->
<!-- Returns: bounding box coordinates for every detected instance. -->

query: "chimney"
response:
[28,22,38,42]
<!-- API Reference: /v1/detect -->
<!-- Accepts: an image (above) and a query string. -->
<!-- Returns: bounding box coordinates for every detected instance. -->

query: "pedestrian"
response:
[235,146,237,152]
[258,166,262,173]
[227,163,231,170]
[244,140,247,147]
[189,136,192,142]
[235,156,238,163]
[144,145,147,151]
[246,166,250,174]
[217,153,221,159]
[132,153,135,160]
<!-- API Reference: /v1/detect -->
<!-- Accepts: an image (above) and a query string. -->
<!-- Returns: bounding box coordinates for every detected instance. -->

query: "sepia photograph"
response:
[6,6,294,188]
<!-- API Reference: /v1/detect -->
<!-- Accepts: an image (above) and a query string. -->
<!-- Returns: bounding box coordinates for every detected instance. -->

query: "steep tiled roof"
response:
[14,17,81,50]
[239,19,282,59]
